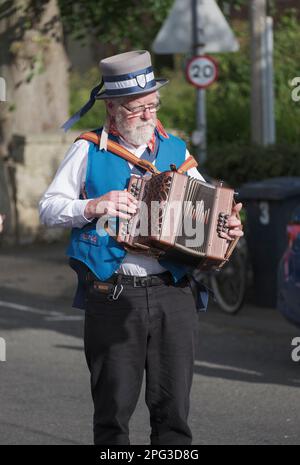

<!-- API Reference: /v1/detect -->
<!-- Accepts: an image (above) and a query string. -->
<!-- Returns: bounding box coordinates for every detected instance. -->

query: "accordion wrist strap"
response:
[177,155,198,173]
[75,131,197,175]
[222,202,241,266]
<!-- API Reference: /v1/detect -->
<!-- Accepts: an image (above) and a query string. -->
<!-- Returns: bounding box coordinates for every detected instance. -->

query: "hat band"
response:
[103,66,156,96]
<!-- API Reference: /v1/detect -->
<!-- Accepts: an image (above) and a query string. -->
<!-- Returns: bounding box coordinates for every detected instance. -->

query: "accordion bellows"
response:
[117,171,239,270]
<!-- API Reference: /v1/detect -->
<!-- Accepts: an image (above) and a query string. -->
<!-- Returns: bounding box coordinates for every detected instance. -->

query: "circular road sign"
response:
[186,55,218,89]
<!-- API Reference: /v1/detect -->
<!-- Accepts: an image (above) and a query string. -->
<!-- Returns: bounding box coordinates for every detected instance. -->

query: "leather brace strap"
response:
[75,131,160,175]
[74,131,196,175]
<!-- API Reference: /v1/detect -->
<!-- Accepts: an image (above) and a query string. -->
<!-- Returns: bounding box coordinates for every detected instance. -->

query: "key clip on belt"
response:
[108,275,124,301]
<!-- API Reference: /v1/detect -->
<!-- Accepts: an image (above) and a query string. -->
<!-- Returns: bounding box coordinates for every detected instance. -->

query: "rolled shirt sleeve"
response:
[39,140,93,229]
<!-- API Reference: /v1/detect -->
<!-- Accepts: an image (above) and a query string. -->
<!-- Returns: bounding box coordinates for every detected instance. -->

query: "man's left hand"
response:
[220,202,244,241]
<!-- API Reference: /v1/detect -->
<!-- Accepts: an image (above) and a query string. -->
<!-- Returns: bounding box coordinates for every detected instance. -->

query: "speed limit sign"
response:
[186,55,218,89]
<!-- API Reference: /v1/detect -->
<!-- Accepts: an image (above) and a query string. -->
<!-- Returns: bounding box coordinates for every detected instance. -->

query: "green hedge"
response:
[204,143,300,188]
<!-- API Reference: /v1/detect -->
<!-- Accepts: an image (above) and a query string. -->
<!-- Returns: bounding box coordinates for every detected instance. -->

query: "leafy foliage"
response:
[204,143,300,188]
[59,0,250,49]
[70,11,300,189]
[206,20,251,144]
[69,10,300,151]
[273,11,300,144]
[58,0,174,49]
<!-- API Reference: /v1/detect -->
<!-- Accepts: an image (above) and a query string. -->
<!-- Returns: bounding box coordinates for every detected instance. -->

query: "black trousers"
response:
[84,278,199,445]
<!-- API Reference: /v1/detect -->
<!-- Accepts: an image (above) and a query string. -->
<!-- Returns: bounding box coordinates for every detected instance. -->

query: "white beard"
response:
[115,112,156,146]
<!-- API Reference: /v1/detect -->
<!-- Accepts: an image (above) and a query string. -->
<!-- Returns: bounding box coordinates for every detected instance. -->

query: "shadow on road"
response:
[0,242,299,390]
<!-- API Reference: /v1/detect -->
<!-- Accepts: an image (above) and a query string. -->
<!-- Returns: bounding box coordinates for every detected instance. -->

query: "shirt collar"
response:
[99,119,169,152]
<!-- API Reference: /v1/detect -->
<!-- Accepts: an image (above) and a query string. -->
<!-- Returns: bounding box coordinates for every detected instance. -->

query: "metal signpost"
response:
[250,0,276,146]
[186,54,218,163]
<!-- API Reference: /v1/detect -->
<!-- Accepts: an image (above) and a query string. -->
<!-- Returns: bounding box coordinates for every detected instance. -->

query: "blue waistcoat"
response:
[66,130,191,283]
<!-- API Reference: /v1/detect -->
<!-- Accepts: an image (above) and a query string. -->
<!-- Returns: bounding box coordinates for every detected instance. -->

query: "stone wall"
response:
[0,131,81,244]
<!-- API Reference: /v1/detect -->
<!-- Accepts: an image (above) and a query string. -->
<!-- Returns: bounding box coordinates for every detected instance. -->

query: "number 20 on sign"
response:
[185,55,218,89]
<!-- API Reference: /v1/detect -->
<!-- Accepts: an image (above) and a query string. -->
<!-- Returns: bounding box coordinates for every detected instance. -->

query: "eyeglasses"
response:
[121,101,161,117]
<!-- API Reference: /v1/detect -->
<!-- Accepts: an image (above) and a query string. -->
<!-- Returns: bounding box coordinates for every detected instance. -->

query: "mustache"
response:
[135,122,155,130]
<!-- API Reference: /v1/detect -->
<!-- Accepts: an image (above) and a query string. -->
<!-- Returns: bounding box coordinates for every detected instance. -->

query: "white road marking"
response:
[0,300,49,315]
[194,360,262,376]
[0,300,84,321]
[45,316,84,321]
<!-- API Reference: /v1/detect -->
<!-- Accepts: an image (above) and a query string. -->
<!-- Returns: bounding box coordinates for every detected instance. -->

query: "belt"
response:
[86,271,176,288]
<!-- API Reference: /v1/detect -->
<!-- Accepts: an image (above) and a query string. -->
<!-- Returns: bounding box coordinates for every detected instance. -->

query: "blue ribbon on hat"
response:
[61,80,104,132]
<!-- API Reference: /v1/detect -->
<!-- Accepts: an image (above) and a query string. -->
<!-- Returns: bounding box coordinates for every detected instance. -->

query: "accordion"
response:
[116,170,239,270]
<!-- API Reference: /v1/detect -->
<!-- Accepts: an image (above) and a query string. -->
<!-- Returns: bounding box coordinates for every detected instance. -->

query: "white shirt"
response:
[39,136,205,276]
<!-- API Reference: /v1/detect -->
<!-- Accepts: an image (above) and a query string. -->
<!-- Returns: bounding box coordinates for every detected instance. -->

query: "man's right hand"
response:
[84,190,138,220]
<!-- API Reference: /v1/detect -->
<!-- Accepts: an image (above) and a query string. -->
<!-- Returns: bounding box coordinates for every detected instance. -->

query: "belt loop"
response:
[116,274,123,286]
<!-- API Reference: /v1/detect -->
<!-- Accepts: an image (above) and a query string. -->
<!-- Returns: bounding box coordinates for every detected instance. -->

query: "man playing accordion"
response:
[39,50,243,445]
